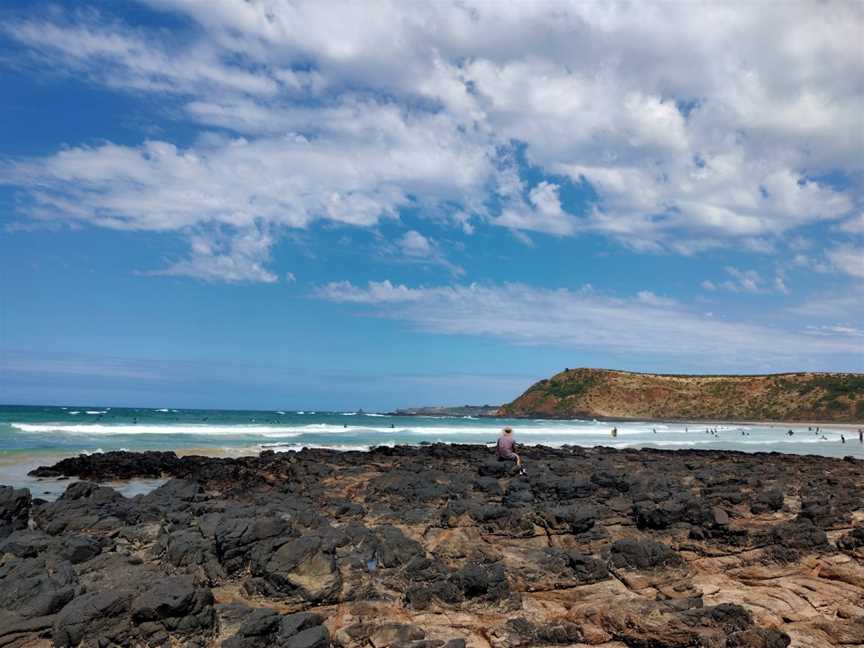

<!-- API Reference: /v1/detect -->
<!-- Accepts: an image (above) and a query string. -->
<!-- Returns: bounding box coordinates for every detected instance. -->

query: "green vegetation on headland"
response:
[497,368,864,422]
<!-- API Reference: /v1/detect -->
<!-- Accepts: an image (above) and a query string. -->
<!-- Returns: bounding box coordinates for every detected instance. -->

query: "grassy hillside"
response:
[497,368,864,422]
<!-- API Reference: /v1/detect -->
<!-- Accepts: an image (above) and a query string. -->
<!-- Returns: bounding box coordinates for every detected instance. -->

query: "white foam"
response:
[155,408,170,413]
[85,411,106,415]
[11,423,303,437]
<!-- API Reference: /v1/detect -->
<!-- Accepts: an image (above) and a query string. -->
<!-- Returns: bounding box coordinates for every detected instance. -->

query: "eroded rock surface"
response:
[2,445,863,646]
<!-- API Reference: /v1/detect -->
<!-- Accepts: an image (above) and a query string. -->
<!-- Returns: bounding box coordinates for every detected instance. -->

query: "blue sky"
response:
[0,0,862,410]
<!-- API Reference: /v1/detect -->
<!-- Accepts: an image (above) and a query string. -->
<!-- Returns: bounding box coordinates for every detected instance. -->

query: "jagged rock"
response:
[837,526,864,551]
[7,444,863,647]
[0,486,31,539]
[222,608,327,648]
[259,535,342,603]
[750,488,785,514]
[52,589,135,647]
[609,538,682,569]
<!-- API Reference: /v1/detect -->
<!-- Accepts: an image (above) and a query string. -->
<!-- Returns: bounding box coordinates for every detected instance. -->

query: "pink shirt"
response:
[496,435,516,458]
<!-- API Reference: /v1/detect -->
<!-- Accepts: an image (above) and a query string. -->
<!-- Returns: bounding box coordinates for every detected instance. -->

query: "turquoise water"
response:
[1,404,861,458]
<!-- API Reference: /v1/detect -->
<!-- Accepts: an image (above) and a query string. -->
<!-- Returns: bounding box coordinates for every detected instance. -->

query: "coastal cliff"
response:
[498,368,864,422]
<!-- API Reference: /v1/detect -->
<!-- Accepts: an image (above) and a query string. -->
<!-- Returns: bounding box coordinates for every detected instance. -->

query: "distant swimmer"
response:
[652,428,656,434]
[390,423,395,429]
[859,429,863,443]
[610,427,618,438]
[787,430,794,436]
[820,435,828,440]
[842,434,846,444]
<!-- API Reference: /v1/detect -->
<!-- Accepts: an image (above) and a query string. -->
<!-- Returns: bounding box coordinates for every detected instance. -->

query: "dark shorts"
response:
[497,454,517,462]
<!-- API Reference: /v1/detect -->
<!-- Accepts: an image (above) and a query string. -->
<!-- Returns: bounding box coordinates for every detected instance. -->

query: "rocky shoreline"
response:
[2,445,864,647]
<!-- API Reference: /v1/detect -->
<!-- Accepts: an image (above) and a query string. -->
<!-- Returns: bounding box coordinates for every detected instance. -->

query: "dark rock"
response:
[0,486,31,539]
[766,519,828,550]
[450,562,509,601]
[0,556,79,619]
[544,504,595,534]
[727,628,792,647]
[52,589,134,647]
[633,495,712,530]
[259,535,342,603]
[750,488,784,514]
[609,538,682,570]
[129,575,215,641]
[285,625,330,648]
[371,525,425,568]
[477,461,513,478]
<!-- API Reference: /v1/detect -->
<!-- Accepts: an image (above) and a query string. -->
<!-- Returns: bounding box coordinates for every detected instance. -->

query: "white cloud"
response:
[315,280,861,365]
[399,231,434,258]
[724,266,763,293]
[701,266,791,295]
[835,214,864,235]
[1,1,861,280]
[827,244,864,279]
[635,290,677,307]
[152,224,279,283]
[390,230,465,276]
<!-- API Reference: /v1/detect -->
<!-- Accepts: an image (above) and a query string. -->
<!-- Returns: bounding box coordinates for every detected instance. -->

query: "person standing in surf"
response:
[496,427,526,475]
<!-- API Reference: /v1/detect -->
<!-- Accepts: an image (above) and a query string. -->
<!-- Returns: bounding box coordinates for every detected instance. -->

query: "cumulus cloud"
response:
[151,224,279,283]
[315,280,860,366]
[399,231,434,258]
[1,1,861,281]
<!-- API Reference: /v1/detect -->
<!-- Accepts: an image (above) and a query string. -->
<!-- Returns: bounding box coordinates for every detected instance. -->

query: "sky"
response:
[0,0,862,410]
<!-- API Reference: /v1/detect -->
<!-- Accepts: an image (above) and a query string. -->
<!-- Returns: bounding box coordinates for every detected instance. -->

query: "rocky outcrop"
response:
[498,367,864,421]
[2,445,864,646]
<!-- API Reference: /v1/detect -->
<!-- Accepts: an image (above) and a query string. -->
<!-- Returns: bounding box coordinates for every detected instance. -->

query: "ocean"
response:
[2,404,861,498]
